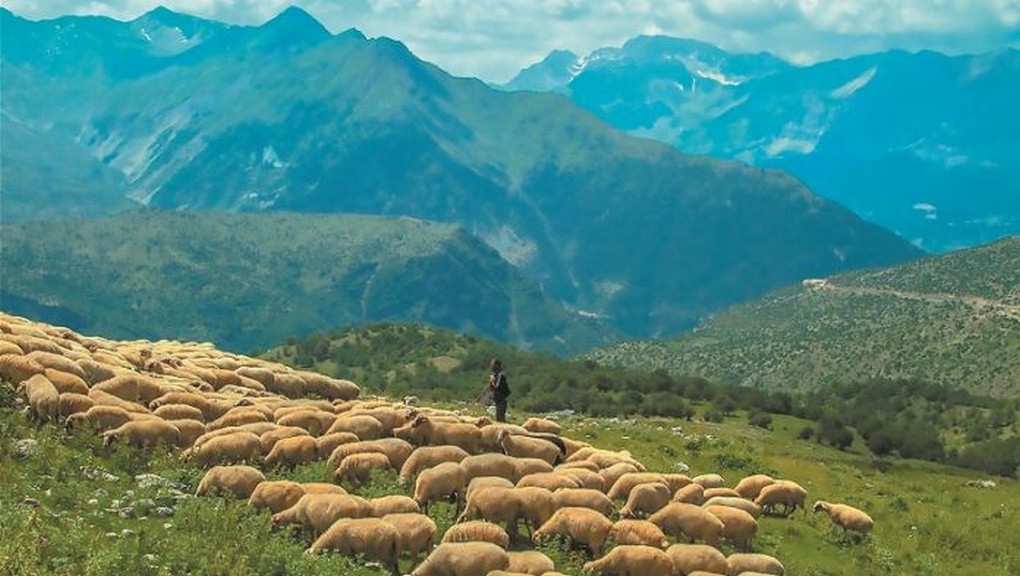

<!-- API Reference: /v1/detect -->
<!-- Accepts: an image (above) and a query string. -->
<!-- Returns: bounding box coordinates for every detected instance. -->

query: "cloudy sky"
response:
[3,0,1018,82]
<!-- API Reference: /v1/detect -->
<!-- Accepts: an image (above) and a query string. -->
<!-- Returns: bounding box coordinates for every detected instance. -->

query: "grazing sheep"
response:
[301,482,347,495]
[460,453,520,484]
[533,507,614,557]
[726,552,785,576]
[582,544,675,576]
[370,495,420,516]
[183,431,262,467]
[522,417,562,435]
[409,541,510,576]
[27,351,89,380]
[395,415,482,454]
[610,519,669,548]
[507,550,556,575]
[326,440,388,470]
[0,353,46,385]
[381,512,437,564]
[704,505,758,551]
[334,452,393,488]
[703,487,741,499]
[327,414,387,440]
[734,474,775,500]
[620,482,672,519]
[607,473,669,501]
[16,374,60,424]
[306,517,400,576]
[673,483,706,505]
[514,486,556,535]
[457,486,522,539]
[102,419,180,449]
[556,460,601,473]
[196,465,266,498]
[517,472,581,492]
[414,461,466,513]
[264,435,317,470]
[153,403,207,422]
[43,368,89,395]
[271,492,372,536]
[208,408,270,431]
[76,358,118,385]
[266,372,306,397]
[754,481,807,517]
[58,392,95,418]
[703,496,763,519]
[648,503,724,547]
[248,480,307,513]
[553,488,616,517]
[665,543,729,575]
[812,501,874,540]
[165,419,206,448]
[442,520,511,548]
[513,458,555,482]
[235,366,276,389]
[497,429,564,465]
[362,437,415,470]
[692,474,726,489]
[88,389,149,414]
[259,426,311,454]
[296,371,359,401]
[276,409,335,436]
[555,468,606,491]
[65,405,134,432]
[400,445,471,485]
[466,476,516,501]
[315,431,360,459]
[599,462,641,490]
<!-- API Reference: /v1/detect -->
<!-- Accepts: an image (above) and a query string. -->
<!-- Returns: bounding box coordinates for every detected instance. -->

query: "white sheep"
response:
[734,474,775,500]
[533,506,613,557]
[381,512,437,564]
[609,519,669,548]
[705,505,758,551]
[409,541,510,576]
[247,480,307,513]
[582,544,675,576]
[648,503,724,547]
[497,428,564,465]
[726,552,786,576]
[553,488,616,517]
[754,481,807,517]
[102,419,180,449]
[196,465,266,498]
[665,543,729,575]
[305,517,400,576]
[399,445,470,485]
[812,501,874,540]
[620,482,672,519]
[414,461,466,513]
[441,520,511,549]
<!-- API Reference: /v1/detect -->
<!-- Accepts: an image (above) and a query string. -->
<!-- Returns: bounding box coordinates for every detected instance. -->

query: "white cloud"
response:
[2,0,1017,82]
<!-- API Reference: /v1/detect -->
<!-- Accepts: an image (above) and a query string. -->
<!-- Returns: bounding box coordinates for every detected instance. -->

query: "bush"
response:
[748,411,772,430]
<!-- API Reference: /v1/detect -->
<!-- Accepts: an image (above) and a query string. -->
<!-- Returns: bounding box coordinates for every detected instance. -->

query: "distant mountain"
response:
[0,211,613,354]
[586,236,1020,398]
[1,8,922,339]
[505,36,1020,253]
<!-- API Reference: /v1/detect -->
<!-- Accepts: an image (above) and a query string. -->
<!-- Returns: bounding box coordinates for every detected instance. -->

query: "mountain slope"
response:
[506,36,1020,253]
[1,8,922,338]
[587,236,1020,397]
[0,211,612,354]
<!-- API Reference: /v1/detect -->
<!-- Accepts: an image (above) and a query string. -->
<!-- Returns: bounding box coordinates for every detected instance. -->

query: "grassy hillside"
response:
[0,210,612,355]
[587,236,1020,397]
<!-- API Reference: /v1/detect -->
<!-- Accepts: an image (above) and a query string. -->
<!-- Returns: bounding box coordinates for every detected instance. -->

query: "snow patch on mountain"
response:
[692,67,743,86]
[830,66,877,99]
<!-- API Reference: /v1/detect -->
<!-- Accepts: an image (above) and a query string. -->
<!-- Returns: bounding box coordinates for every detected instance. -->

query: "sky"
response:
[3,0,1019,82]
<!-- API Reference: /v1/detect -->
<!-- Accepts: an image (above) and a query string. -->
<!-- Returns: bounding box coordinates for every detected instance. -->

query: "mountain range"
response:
[505,36,1020,253]
[586,235,1020,397]
[1,6,920,342]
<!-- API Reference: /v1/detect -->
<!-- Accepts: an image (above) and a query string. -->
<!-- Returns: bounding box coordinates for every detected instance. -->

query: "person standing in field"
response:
[488,358,511,422]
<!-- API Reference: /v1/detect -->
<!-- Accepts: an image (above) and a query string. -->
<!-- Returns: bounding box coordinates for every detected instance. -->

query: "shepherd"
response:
[487,358,511,422]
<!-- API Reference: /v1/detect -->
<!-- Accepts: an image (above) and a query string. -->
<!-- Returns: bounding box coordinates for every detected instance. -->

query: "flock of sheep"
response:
[0,311,876,576]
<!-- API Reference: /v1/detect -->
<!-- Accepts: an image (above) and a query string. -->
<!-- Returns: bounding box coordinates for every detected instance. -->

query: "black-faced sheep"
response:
[306,517,400,576]
[582,544,675,576]
[196,465,266,498]
[409,541,510,576]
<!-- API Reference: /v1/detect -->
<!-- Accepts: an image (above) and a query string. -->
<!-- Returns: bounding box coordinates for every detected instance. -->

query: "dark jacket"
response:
[490,372,510,402]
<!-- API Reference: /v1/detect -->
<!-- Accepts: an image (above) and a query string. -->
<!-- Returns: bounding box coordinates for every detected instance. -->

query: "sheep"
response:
[620,482,672,519]
[460,453,520,484]
[414,461,466,513]
[533,506,613,557]
[102,419,180,449]
[703,487,741,499]
[400,445,470,485]
[260,426,311,454]
[248,480,307,513]
[183,431,262,467]
[65,405,134,433]
[306,517,400,576]
[369,495,420,516]
[692,474,726,489]
[726,552,785,576]
[556,460,601,473]
[362,437,415,470]
[315,431,360,459]
[514,486,556,535]
[207,408,270,431]
[498,429,564,465]
[673,483,705,505]
[553,488,616,517]
[92,374,162,404]
[507,550,556,575]
[609,519,669,548]
[599,462,641,490]
[702,496,763,519]
[665,543,730,575]
[517,472,581,492]
[76,358,118,385]
[58,392,95,418]
[582,544,675,576]
[0,353,46,385]
[754,481,807,517]
[409,541,510,576]
[235,366,276,389]
[514,458,556,483]
[555,467,606,491]
[466,477,516,505]
[334,452,393,488]
[327,414,387,440]
[16,374,60,423]
[301,482,347,495]
[295,371,359,401]
[734,474,775,500]
[264,435,317,470]
[343,405,415,431]
[326,441,388,470]
[381,512,437,564]
[27,351,89,381]
[395,415,482,454]
[196,465,266,498]
[704,505,758,551]
[522,417,561,435]
[607,473,669,501]
[648,503,724,547]
[276,409,335,436]
[812,501,874,540]
[457,486,521,539]
[0,340,23,356]
[442,520,511,548]
[165,419,206,448]
[271,492,372,536]
[88,389,150,414]
[43,368,89,395]
[153,403,207,422]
